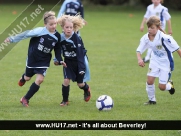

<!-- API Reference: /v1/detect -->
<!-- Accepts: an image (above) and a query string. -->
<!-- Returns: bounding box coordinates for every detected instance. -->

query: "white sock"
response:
[145,48,152,60]
[146,82,156,101]
[165,82,171,91]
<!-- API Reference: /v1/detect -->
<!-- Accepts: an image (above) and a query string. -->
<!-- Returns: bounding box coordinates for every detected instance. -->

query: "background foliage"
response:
[0,0,181,10]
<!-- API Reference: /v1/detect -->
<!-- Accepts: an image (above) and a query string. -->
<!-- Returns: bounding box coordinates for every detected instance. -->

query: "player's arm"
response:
[163,8,172,35]
[166,19,172,35]
[176,49,181,58]
[76,36,85,74]
[140,18,147,32]
[136,51,145,67]
[54,41,66,67]
[57,0,67,18]
[4,27,43,43]
[136,36,149,67]
[79,1,84,19]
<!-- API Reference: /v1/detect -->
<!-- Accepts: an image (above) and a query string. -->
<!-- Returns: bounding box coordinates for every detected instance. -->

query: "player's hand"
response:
[168,30,173,35]
[138,59,145,67]
[79,71,85,75]
[4,38,10,43]
[54,61,59,65]
[61,61,67,67]
[140,26,144,32]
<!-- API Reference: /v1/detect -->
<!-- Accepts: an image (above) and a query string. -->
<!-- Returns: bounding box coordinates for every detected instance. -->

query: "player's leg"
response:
[18,67,32,87]
[145,76,156,105]
[20,68,47,107]
[158,70,175,95]
[143,48,152,63]
[60,78,70,106]
[77,72,91,102]
[144,63,158,105]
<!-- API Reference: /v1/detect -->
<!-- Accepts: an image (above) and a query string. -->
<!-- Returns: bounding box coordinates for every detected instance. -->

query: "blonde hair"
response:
[146,16,166,34]
[43,11,56,24]
[57,14,85,32]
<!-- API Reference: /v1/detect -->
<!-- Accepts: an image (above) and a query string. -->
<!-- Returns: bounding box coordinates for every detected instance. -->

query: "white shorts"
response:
[147,63,171,84]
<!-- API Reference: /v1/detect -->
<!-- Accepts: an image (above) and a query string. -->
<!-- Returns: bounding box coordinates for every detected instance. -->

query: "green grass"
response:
[0,3,181,136]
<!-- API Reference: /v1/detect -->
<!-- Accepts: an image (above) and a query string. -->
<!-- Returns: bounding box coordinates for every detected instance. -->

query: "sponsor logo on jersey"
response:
[156,12,159,16]
[156,45,162,50]
[40,37,44,44]
[52,42,55,46]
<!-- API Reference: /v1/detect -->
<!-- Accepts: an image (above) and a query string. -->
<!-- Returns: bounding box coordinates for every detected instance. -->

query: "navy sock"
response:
[21,74,25,82]
[25,82,40,100]
[80,82,89,92]
[62,84,70,102]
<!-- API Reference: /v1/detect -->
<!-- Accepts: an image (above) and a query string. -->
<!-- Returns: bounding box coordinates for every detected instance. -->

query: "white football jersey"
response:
[144,4,171,30]
[136,30,179,71]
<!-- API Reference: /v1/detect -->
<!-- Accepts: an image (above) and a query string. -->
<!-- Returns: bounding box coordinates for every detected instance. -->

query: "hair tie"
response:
[44,15,55,21]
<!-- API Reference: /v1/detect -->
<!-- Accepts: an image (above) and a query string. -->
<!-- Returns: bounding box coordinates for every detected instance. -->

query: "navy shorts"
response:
[25,67,47,77]
[63,59,84,83]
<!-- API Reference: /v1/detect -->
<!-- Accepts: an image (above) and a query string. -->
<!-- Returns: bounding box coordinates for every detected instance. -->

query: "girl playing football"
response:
[54,14,91,106]
[4,11,66,107]
[140,0,173,63]
[136,16,181,105]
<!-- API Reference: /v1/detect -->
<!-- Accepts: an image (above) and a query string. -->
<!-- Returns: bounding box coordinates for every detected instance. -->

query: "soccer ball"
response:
[96,95,113,111]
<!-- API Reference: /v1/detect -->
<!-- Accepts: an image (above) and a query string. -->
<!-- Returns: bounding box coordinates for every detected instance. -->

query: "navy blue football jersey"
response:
[57,0,84,18]
[9,27,63,68]
[60,32,86,72]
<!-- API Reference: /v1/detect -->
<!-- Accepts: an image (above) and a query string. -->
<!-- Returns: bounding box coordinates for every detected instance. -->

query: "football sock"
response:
[146,82,156,101]
[21,74,26,82]
[165,82,171,91]
[79,82,89,92]
[62,84,70,102]
[24,82,40,100]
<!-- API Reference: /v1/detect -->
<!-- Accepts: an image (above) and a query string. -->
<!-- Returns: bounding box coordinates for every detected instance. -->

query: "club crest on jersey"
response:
[40,37,44,44]
[52,42,55,46]
[156,45,162,50]
[78,44,81,47]
[156,12,159,16]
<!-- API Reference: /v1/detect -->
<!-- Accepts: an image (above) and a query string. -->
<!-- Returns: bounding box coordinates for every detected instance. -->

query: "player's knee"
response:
[63,79,70,86]
[78,83,84,88]
[159,84,166,91]
[147,81,154,85]
[35,78,44,85]
[24,76,31,81]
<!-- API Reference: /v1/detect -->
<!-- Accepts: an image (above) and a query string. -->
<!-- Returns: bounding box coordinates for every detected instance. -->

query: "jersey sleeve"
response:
[54,35,63,63]
[57,0,67,18]
[162,35,180,53]
[9,27,43,43]
[76,35,85,73]
[78,1,84,18]
[136,35,150,54]
[163,7,171,20]
[144,5,150,19]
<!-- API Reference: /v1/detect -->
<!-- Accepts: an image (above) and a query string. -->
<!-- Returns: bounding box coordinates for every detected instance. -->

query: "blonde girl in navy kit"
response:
[4,11,66,107]
[54,14,91,106]
[137,16,181,105]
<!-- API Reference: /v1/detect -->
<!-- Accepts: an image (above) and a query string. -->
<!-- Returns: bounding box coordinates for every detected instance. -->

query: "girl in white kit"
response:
[140,0,172,63]
[136,16,181,105]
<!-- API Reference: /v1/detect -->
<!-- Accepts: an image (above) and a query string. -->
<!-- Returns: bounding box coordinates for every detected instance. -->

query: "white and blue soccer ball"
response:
[96,95,113,111]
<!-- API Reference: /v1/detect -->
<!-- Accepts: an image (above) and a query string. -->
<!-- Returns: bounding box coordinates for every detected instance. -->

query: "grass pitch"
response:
[0,3,181,136]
